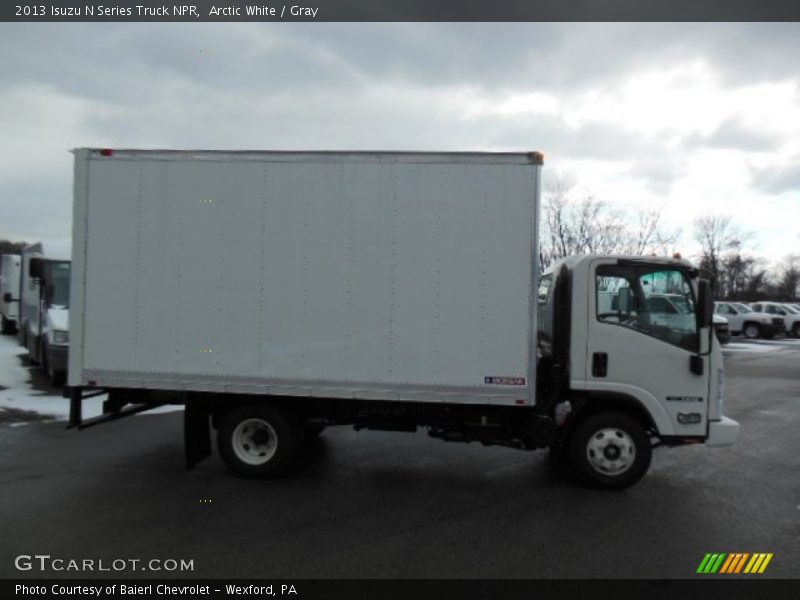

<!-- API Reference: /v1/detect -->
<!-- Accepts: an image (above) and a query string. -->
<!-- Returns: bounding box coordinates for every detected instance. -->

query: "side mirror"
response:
[2,292,11,303]
[29,257,43,279]
[696,279,713,328]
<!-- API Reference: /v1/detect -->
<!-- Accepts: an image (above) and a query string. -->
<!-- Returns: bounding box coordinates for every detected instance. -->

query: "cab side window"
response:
[596,265,698,352]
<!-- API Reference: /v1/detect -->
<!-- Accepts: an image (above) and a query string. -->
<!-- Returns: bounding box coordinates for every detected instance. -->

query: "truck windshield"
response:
[732,303,752,313]
[782,305,799,314]
[50,262,71,307]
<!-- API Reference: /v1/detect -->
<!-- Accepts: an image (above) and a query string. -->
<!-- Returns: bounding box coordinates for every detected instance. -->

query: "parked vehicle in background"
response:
[713,302,783,339]
[712,314,731,345]
[643,292,730,344]
[0,254,21,334]
[780,304,800,332]
[750,301,800,337]
[18,243,71,385]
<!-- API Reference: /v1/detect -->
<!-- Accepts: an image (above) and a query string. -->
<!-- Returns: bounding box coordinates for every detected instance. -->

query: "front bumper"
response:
[47,344,69,373]
[707,416,740,447]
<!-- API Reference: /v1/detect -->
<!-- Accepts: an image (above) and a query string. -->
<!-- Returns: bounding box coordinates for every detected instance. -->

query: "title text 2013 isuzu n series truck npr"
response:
[67,149,739,489]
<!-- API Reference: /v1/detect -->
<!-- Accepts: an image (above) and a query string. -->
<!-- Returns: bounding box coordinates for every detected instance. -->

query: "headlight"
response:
[53,330,69,344]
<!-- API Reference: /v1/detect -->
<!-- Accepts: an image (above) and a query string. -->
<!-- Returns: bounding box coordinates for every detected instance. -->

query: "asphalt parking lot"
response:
[1,335,798,579]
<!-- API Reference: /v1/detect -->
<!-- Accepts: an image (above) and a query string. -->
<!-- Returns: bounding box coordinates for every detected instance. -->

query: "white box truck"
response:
[1,253,22,334]
[19,243,72,385]
[68,148,738,489]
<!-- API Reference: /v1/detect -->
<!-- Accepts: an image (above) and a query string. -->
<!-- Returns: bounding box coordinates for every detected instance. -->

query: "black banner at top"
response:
[3,0,800,22]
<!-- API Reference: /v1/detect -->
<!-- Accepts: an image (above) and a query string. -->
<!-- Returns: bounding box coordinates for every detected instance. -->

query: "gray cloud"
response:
[628,158,688,196]
[683,116,784,152]
[1,22,799,256]
[750,161,800,195]
[5,23,800,103]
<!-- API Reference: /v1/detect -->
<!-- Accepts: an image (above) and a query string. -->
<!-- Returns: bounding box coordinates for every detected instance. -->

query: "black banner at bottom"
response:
[5,579,800,600]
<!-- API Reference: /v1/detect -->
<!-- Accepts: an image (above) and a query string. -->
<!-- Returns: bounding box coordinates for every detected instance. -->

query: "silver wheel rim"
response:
[745,325,758,338]
[232,418,278,466]
[586,427,636,476]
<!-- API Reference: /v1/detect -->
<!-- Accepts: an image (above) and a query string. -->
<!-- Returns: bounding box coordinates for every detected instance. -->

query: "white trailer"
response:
[69,148,738,489]
[1,253,21,334]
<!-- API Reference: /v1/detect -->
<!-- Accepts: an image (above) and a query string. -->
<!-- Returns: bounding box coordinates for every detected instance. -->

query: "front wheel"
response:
[569,412,652,490]
[743,323,761,339]
[217,405,300,478]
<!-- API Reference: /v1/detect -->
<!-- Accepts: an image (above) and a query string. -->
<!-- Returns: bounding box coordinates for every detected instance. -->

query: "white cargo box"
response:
[70,149,542,406]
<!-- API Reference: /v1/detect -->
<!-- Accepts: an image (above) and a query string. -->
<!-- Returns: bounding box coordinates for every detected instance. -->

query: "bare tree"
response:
[693,215,752,283]
[539,177,680,268]
[774,254,800,301]
[0,239,28,255]
[632,206,680,256]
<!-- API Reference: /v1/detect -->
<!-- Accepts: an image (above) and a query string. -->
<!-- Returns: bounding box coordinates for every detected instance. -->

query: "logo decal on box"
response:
[484,376,526,386]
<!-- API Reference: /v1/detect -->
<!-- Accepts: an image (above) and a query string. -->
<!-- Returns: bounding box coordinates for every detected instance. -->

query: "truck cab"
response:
[538,255,737,487]
[19,245,71,385]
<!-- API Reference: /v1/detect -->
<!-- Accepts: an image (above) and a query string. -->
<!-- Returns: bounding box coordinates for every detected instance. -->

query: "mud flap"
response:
[184,398,211,469]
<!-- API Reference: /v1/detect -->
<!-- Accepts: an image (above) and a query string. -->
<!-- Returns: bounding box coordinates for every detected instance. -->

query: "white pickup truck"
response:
[749,301,800,337]
[714,302,783,339]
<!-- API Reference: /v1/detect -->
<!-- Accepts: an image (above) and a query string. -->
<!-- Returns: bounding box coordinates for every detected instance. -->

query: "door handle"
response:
[592,352,608,377]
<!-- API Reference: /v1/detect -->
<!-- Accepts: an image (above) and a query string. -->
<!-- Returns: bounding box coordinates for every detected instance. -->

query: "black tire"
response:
[48,364,65,387]
[792,323,800,338]
[41,343,64,386]
[217,404,299,478]
[569,412,652,490]
[742,322,761,340]
[1,315,14,335]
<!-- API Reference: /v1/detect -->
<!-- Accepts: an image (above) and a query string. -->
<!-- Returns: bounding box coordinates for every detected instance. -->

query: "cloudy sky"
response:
[1,23,799,262]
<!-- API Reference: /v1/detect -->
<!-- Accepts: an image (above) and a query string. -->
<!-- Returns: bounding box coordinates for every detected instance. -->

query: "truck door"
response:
[586,261,708,437]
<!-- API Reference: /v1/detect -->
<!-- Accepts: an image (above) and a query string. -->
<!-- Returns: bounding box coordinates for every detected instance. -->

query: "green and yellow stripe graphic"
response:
[697,553,773,574]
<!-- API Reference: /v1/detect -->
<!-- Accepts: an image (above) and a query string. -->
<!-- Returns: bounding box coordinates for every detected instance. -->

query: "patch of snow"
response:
[723,343,781,353]
[0,335,181,423]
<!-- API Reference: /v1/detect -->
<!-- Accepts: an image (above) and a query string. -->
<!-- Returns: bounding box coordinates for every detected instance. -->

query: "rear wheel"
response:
[743,322,761,339]
[569,412,652,490]
[218,405,300,478]
[792,323,800,338]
